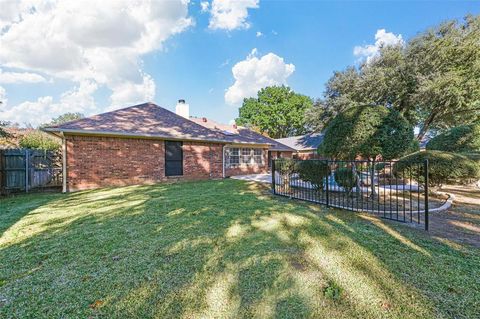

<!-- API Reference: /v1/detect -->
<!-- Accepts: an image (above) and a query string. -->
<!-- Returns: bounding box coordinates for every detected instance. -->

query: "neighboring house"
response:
[43,101,293,192]
[275,133,324,159]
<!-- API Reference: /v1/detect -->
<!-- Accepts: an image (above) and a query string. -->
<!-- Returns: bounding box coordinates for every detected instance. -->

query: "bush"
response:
[393,150,480,187]
[297,160,330,191]
[319,105,414,160]
[334,167,358,194]
[19,130,61,151]
[426,123,480,153]
[275,158,297,175]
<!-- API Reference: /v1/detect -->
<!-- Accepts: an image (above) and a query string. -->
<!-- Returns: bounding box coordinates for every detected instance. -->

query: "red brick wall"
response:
[66,135,224,191]
[183,142,223,179]
[293,152,323,160]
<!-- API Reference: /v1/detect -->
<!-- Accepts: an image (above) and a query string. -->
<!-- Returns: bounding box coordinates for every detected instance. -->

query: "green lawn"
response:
[0,180,479,318]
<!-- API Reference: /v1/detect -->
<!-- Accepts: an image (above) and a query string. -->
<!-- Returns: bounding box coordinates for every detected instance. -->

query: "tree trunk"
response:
[417,111,437,141]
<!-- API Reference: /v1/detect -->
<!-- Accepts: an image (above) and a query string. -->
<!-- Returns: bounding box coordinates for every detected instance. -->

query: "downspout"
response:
[222,145,226,178]
[61,132,67,193]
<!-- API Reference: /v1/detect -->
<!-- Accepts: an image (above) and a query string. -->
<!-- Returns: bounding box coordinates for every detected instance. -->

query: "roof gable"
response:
[43,103,272,145]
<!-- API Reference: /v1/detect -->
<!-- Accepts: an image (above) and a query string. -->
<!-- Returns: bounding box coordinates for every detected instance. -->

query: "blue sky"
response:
[0,0,479,126]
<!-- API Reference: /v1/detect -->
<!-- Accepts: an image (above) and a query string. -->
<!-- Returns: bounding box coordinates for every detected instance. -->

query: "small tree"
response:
[426,123,480,154]
[297,160,330,191]
[334,167,358,196]
[319,105,414,197]
[319,105,414,160]
[275,158,297,193]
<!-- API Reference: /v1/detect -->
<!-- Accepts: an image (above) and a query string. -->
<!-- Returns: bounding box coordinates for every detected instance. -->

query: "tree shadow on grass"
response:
[1,179,478,318]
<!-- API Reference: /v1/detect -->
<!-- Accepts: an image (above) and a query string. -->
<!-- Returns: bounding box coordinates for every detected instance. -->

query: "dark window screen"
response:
[165,141,183,176]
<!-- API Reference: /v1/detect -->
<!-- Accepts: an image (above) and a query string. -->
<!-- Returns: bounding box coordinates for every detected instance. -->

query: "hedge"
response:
[393,150,480,187]
[426,123,480,153]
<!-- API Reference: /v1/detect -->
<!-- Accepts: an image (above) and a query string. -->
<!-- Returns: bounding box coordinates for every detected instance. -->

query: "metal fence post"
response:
[325,160,330,207]
[271,159,276,194]
[424,159,429,231]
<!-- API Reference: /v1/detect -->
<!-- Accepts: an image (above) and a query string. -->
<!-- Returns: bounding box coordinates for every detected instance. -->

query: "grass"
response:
[0,179,479,318]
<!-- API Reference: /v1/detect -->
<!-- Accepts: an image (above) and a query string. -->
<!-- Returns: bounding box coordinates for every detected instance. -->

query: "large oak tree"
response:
[308,15,480,140]
[236,86,313,138]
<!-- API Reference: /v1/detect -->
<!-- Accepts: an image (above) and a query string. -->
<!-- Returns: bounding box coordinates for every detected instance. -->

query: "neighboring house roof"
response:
[190,117,294,152]
[275,133,324,151]
[43,103,271,146]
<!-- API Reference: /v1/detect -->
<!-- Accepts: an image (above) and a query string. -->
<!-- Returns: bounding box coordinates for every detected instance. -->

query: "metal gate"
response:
[272,159,429,230]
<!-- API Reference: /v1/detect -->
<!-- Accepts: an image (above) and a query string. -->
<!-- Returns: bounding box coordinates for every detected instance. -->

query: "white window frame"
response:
[253,149,263,164]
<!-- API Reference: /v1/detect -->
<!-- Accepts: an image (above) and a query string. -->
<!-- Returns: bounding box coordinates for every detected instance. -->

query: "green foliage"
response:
[0,121,11,138]
[19,130,61,151]
[334,167,358,194]
[42,112,84,127]
[393,151,480,187]
[324,281,342,301]
[297,160,330,190]
[426,123,480,153]
[310,16,480,139]
[319,105,414,160]
[236,86,313,138]
[275,158,297,175]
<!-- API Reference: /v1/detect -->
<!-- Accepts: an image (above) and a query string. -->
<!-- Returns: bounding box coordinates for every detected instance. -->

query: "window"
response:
[226,147,264,167]
[165,141,183,176]
[229,148,239,165]
[253,149,263,164]
[241,148,252,164]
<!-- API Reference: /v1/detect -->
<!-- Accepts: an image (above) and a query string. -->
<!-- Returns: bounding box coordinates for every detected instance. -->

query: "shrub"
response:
[275,158,297,175]
[319,105,414,160]
[426,123,480,153]
[275,158,297,193]
[297,160,330,191]
[393,150,480,187]
[334,167,358,194]
[19,130,61,151]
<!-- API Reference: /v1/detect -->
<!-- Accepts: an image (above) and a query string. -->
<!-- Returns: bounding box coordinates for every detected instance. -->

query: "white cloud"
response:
[200,1,210,13]
[208,0,259,30]
[256,31,263,37]
[225,48,295,105]
[110,75,156,108]
[0,0,193,124]
[0,86,7,107]
[0,69,47,84]
[353,29,404,63]
[0,80,98,126]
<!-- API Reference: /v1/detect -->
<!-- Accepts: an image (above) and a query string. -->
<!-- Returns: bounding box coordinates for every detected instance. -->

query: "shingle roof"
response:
[43,103,269,145]
[275,133,324,151]
[189,117,294,152]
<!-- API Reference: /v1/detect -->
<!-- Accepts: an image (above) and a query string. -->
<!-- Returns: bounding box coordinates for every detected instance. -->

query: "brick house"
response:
[43,101,293,192]
[275,133,324,160]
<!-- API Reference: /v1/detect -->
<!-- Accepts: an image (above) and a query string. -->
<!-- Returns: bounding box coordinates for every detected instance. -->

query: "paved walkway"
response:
[230,173,272,184]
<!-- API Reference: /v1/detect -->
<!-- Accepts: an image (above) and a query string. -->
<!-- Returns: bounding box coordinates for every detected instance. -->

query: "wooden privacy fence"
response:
[0,149,62,194]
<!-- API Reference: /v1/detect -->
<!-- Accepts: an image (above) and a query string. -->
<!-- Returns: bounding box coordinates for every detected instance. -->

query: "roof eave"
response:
[42,128,272,146]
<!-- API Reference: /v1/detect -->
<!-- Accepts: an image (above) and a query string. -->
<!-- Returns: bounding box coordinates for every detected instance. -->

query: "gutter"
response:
[41,127,272,147]
[61,132,67,193]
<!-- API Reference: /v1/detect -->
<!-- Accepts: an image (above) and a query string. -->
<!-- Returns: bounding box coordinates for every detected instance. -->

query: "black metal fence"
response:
[0,149,62,194]
[272,159,429,230]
